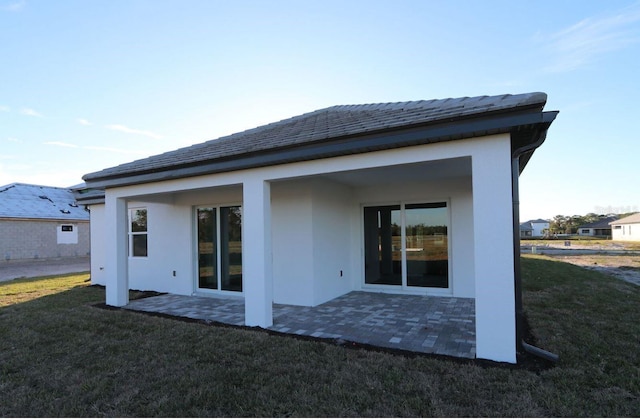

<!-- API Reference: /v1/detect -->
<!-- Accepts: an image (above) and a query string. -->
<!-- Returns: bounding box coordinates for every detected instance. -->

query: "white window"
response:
[129,208,148,257]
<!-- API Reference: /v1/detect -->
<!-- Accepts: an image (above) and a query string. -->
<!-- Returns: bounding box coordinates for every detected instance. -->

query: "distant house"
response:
[610,213,640,241]
[577,216,617,237]
[0,183,90,260]
[77,92,558,363]
[520,219,549,237]
[519,223,533,237]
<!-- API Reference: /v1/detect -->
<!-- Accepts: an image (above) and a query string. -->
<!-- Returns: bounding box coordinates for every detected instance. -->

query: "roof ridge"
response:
[0,182,71,190]
[315,92,547,112]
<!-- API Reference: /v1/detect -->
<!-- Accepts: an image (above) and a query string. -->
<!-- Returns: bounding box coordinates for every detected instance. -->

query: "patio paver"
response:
[124,291,475,358]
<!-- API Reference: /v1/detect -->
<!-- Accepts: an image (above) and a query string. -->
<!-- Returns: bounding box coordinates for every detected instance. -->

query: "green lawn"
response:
[1,260,639,417]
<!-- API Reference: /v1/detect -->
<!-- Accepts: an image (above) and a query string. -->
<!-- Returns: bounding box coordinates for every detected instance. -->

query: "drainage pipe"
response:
[511,124,560,363]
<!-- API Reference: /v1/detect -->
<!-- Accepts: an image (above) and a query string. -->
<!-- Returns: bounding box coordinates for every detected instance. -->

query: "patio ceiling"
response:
[314,157,471,188]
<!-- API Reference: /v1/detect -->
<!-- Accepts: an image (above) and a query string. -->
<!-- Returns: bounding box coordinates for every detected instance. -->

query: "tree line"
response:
[548,212,635,235]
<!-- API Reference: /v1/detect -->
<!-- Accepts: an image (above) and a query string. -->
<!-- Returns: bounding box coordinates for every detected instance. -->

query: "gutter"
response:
[511,112,560,363]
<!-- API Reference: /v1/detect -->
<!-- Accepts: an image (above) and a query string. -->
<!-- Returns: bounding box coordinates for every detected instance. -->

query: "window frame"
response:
[128,207,148,258]
[194,203,243,295]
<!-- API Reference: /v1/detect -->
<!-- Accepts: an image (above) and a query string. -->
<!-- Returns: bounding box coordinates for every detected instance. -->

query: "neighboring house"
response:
[0,183,90,260]
[77,92,558,363]
[520,219,549,237]
[519,223,533,237]
[610,213,640,241]
[577,216,617,237]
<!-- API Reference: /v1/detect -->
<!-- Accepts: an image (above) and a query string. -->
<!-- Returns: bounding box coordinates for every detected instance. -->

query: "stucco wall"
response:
[89,204,106,285]
[310,178,354,305]
[271,180,315,305]
[612,223,640,241]
[271,178,355,307]
[0,218,90,261]
[530,222,549,237]
[126,199,193,295]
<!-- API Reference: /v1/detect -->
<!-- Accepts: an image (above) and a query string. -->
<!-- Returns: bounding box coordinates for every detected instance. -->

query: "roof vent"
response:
[38,195,53,203]
[60,209,71,214]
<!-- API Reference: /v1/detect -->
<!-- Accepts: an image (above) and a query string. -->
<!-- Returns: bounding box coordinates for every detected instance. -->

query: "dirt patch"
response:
[542,255,640,286]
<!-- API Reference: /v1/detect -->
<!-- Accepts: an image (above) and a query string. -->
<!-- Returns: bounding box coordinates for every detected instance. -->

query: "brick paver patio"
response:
[124,291,476,358]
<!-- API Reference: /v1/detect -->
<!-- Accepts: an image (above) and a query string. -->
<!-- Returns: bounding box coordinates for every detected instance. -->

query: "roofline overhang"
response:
[75,196,106,206]
[84,109,559,191]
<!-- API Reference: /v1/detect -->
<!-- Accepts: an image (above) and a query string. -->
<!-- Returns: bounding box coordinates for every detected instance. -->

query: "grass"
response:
[1,261,640,417]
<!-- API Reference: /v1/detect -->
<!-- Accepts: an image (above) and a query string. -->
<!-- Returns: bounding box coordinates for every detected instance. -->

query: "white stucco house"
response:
[77,92,558,363]
[610,213,640,241]
[520,219,549,238]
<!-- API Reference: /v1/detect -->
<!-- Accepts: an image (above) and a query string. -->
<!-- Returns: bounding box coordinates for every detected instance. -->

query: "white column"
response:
[472,138,517,363]
[105,195,129,306]
[242,178,273,327]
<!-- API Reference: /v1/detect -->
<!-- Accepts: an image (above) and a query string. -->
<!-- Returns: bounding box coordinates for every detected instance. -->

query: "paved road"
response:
[0,256,90,282]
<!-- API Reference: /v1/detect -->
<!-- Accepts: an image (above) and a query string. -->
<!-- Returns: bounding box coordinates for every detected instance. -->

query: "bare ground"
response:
[533,254,640,287]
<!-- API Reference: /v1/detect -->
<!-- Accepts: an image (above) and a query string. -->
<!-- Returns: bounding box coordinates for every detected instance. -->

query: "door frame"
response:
[360,199,452,295]
[193,202,244,296]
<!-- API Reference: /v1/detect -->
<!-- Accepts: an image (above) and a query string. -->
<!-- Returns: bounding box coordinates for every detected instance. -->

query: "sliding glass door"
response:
[363,205,402,286]
[220,206,242,292]
[197,208,217,289]
[364,202,449,289]
[404,203,448,288]
[197,205,242,293]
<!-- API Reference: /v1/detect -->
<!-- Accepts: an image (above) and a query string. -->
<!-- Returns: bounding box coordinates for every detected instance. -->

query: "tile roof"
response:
[0,183,89,221]
[83,92,549,183]
[610,213,640,225]
[578,216,618,229]
[525,219,549,224]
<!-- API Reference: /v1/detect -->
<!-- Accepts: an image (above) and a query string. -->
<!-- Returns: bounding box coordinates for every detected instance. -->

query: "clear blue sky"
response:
[1,0,639,221]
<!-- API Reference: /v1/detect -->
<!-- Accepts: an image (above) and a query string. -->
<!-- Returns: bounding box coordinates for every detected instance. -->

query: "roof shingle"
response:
[0,183,89,221]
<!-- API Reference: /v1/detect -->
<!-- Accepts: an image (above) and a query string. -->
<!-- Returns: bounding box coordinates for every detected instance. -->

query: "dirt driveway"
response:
[0,256,90,282]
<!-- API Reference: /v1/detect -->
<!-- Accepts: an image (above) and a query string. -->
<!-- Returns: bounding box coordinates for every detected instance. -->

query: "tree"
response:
[548,212,627,236]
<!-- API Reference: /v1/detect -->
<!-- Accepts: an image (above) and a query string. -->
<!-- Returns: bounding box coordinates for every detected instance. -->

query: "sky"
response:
[1,0,639,221]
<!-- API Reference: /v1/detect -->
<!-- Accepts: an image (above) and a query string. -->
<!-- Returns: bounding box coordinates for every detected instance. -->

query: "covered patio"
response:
[124,291,476,358]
